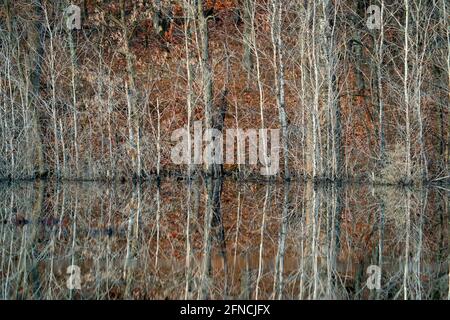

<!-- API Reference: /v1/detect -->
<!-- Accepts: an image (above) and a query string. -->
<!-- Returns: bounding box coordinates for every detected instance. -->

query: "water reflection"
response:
[0,180,447,300]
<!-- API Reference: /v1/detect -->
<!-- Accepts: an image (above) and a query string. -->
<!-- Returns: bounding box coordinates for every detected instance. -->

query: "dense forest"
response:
[0,1,448,301]
[0,0,448,183]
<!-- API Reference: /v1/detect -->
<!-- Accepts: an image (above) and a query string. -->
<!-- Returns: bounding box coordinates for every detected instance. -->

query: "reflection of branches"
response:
[0,181,447,299]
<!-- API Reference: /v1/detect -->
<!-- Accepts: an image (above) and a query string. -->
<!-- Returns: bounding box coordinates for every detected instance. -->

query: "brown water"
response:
[0,179,447,300]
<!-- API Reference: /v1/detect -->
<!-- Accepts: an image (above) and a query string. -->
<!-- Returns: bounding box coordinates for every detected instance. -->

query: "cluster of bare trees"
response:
[0,0,448,184]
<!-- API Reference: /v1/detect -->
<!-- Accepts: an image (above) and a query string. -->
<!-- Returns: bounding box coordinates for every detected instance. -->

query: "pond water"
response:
[0,179,447,299]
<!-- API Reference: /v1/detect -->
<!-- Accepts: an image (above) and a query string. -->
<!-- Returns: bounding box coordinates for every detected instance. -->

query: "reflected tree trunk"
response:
[311,184,320,299]
[155,182,161,269]
[377,193,385,300]
[29,180,45,299]
[326,183,343,298]
[255,185,270,299]
[273,182,290,299]
[185,180,193,299]
[124,184,141,298]
[403,189,411,299]
[68,187,78,299]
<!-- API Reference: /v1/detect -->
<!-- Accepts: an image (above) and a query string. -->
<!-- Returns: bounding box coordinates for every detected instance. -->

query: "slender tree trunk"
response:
[411,1,428,182]
[43,6,61,178]
[443,0,450,176]
[241,0,253,89]
[197,2,213,128]
[67,22,80,178]
[376,1,386,168]
[121,0,140,179]
[197,0,214,176]
[29,0,46,177]
[250,0,268,175]
[404,0,412,183]
[183,0,196,177]
[270,0,290,179]
[310,2,322,179]
[322,0,342,180]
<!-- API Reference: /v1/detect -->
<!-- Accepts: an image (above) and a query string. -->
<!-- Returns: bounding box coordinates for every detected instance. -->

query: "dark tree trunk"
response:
[29,0,46,178]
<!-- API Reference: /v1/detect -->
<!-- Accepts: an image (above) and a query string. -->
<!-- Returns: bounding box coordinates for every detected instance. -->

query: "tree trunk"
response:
[404,0,412,183]
[241,0,253,89]
[197,0,214,176]
[271,0,290,180]
[28,0,46,178]
[121,0,140,179]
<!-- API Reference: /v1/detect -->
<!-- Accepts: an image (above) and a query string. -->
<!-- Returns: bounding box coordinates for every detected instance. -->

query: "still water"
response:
[0,179,447,299]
